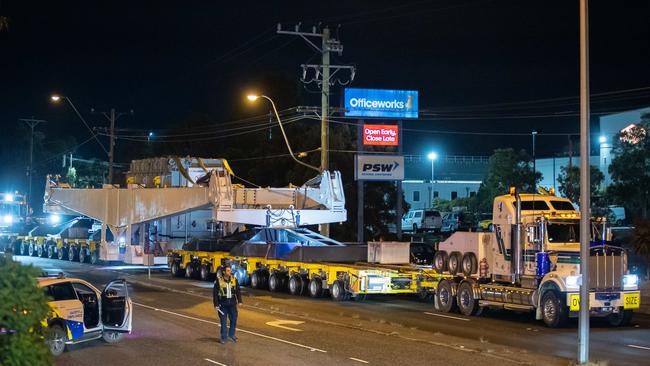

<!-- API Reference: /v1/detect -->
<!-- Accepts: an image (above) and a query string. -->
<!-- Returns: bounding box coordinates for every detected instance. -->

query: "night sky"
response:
[2,0,650,191]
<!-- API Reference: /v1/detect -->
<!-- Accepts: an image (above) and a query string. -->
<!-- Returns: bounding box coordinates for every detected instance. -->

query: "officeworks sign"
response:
[345,88,418,119]
[355,155,404,181]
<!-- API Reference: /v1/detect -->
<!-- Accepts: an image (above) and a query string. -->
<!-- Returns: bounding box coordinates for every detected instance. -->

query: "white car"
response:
[402,209,443,233]
[39,276,132,356]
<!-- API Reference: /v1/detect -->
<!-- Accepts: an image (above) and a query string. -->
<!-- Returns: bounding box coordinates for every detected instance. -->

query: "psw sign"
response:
[355,155,404,181]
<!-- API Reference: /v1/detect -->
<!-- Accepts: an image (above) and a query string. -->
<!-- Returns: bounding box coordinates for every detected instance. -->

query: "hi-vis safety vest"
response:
[218,276,237,299]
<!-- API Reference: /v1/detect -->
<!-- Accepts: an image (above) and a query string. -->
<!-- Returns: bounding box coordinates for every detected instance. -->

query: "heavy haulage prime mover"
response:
[432,189,640,327]
[169,189,641,328]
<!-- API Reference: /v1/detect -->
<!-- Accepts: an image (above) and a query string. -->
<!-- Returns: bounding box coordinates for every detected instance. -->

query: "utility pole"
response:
[277,23,354,237]
[578,0,591,363]
[108,108,116,184]
[19,117,46,220]
[532,130,537,191]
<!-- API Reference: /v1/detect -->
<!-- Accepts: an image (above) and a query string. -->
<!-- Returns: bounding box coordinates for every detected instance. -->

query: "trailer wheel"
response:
[448,252,462,275]
[79,248,87,263]
[457,281,481,316]
[288,274,305,296]
[20,241,29,256]
[269,272,286,292]
[90,250,100,265]
[461,253,478,276]
[37,244,44,257]
[185,262,197,279]
[251,270,268,289]
[330,280,348,301]
[198,264,210,281]
[57,246,67,260]
[607,310,633,327]
[433,251,449,272]
[541,291,568,328]
[68,246,78,262]
[435,280,457,313]
[308,277,324,298]
[47,245,55,259]
[27,241,35,256]
[170,261,184,277]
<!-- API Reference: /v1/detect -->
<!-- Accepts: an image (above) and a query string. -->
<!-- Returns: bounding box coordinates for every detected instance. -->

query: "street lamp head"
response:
[247,95,259,102]
[599,135,607,143]
[50,95,62,102]
[427,152,438,161]
[148,131,154,137]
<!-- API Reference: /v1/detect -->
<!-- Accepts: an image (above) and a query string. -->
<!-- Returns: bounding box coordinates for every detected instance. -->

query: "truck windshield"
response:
[0,203,20,217]
[547,222,580,243]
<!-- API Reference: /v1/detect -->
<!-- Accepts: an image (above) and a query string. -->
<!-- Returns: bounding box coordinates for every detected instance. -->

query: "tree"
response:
[474,148,542,212]
[608,114,650,219]
[0,255,52,365]
[631,219,650,280]
[557,165,604,204]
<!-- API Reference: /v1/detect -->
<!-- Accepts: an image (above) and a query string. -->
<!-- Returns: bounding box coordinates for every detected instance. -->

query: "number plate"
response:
[569,294,580,311]
[624,293,640,309]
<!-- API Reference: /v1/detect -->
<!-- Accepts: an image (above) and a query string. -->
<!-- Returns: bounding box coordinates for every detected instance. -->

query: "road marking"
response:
[265,319,305,332]
[423,312,470,321]
[133,302,327,353]
[349,357,369,364]
[628,344,650,351]
[204,359,227,366]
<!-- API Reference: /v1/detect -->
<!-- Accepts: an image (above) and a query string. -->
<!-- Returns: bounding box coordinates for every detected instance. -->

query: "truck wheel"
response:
[170,261,184,277]
[607,310,633,327]
[57,246,67,260]
[308,277,324,298]
[47,245,55,259]
[251,270,268,289]
[185,263,197,279]
[200,264,211,281]
[461,253,478,276]
[268,272,285,292]
[79,248,87,263]
[90,250,100,265]
[20,241,28,256]
[457,281,480,316]
[541,291,568,328]
[28,241,35,256]
[68,246,77,262]
[37,244,44,257]
[448,252,462,275]
[435,280,457,313]
[46,324,67,356]
[288,274,305,296]
[433,251,449,272]
[330,280,347,301]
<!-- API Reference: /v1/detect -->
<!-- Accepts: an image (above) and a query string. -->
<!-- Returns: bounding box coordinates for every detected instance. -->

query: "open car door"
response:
[101,279,132,333]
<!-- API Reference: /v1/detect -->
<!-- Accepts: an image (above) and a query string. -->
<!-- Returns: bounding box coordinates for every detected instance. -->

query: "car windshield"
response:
[547,222,580,243]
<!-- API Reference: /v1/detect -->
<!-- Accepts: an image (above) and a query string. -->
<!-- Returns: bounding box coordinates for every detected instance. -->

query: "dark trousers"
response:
[218,304,238,340]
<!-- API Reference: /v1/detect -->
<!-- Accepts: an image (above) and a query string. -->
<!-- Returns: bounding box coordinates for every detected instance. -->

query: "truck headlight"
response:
[565,275,581,290]
[3,214,13,224]
[623,274,638,290]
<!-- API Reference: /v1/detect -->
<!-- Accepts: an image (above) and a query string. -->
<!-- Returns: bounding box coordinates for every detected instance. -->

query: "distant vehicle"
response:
[402,209,443,233]
[39,276,132,356]
[608,205,626,226]
[442,211,476,232]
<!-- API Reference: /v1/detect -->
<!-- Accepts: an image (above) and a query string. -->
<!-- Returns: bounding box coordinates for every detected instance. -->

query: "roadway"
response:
[14,255,650,366]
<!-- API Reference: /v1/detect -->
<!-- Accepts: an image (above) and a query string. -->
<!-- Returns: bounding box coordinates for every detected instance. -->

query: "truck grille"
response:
[588,246,625,290]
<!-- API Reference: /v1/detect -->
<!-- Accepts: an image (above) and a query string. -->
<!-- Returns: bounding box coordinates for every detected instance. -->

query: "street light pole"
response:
[427,152,438,208]
[578,0,591,363]
[19,117,46,220]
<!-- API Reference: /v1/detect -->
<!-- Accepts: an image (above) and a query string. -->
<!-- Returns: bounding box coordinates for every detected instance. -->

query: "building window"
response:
[412,191,420,202]
[470,191,476,197]
[451,191,458,200]
[433,191,439,198]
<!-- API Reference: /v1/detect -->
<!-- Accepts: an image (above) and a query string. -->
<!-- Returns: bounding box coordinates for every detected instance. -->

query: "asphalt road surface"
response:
[13,255,650,366]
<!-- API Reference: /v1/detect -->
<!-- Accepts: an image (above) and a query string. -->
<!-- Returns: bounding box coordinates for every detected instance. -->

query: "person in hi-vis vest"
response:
[212,266,242,343]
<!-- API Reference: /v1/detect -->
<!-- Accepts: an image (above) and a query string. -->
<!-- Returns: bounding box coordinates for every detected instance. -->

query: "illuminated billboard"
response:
[345,88,418,119]
[363,124,398,146]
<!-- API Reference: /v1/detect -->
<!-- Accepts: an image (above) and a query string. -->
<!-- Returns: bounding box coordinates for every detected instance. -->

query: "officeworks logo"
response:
[362,161,400,173]
[355,155,404,181]
[345,88,418,119]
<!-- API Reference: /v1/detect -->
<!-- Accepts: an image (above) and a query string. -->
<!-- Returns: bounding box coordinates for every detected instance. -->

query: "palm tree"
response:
[632,219,650,280]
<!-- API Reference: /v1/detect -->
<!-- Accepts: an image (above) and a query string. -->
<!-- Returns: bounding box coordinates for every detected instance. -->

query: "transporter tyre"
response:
[433,250,449,272]
[68,246,78,262]
[20,241,28,256]
[461,253,478,276]
[308,277,324,298]
[185,262,197,279]
[541,291,568,328]
[170,261,184,277]
[90,250,100,265]
[268,272,286,292]
[47,245,55,259]
[448,251,462,275]
[606,310,633,327]
[28,241,35,256]
[456,281,481,316]
[330,280,349,302]
[200,264,211,281]
[435,280,457,313]
[251,270,268,289]
[57,246,67,260]
[79,248,87,263]
[37,244,44,257]
[288,274,306,296]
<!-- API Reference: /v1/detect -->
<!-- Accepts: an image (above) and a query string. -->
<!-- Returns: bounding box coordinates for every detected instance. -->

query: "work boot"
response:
[219,339,226,344]
[229,336,238,342]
